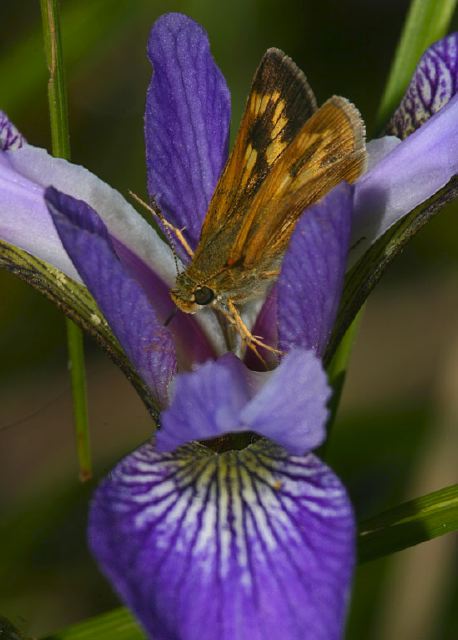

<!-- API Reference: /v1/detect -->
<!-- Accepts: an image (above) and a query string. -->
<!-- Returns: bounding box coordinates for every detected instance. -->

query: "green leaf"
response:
[326,176,458,362]
[0,239,158,419]
[376,0,457,131]
[358,483,458,563]
[41,607,144,640]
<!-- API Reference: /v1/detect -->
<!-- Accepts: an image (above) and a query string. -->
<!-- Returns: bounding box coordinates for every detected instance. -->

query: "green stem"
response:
[376,0,457,131]
[40,0,91,481]
[326,0,457,433]
[322,311,362,457]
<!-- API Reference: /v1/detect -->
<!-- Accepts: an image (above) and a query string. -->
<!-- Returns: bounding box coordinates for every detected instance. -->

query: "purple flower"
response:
[1,14,458,640]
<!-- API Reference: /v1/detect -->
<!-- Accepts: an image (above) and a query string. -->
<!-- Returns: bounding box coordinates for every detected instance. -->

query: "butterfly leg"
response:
[226,300,282,361]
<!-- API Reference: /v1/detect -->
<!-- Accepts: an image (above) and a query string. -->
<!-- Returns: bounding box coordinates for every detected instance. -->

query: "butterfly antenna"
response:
[128,191,193,276]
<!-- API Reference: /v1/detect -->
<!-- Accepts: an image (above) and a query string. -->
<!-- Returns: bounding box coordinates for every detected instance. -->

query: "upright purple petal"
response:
[45,187,176,408]
[387,33,458,138]
[0,111,25,150]
[158,349,330,455]
[277,183,353,357]
[89,439,354,640]
[352,93,458,264]
[145,13,231,253]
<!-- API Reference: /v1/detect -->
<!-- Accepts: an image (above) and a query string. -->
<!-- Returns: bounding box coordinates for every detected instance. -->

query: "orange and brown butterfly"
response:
[138,48,367,356]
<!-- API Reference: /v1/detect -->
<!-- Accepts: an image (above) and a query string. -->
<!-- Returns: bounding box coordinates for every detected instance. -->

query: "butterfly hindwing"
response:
[233,96,367,268]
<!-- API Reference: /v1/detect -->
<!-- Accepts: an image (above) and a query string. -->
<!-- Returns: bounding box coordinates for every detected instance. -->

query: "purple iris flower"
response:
[1,13,458,640]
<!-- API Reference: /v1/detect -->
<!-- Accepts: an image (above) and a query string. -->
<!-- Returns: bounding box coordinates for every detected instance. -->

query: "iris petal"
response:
[277,183,353,357]
[145,13,231,255]
[387,33,458,138]
[351,93,458,264]
[0,111,25,151]
[158,349,330,455]
[46,187,176,408]
[89,439,354,640]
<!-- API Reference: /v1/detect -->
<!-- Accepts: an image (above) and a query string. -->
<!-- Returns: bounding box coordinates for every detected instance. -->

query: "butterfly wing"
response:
[232,95,367,269]
[194,48,317,257]
[180,48,366,310]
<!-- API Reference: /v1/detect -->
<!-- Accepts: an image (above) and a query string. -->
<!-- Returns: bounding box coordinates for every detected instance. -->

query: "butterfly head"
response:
[170,272,216,314]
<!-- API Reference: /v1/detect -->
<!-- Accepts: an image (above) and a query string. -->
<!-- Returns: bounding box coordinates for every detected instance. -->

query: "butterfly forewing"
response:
[196,48,317,250]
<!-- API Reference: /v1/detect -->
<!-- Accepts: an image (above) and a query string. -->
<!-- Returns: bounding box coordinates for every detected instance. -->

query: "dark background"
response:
[1,1,457,638]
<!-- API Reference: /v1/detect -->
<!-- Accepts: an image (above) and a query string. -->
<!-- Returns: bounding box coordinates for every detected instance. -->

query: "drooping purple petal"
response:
[145,13,231,254]
[158,349,330,455]
[0,134,225,360]
[277,183,353,357]
[387,33,458,138]
[89,439,355,640]
[351,93,458,264]
[0,111,25,150]
[45,187,176,408]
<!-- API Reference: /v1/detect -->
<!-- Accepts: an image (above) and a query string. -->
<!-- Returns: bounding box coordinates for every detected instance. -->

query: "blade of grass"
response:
[358,483,458,563]
[40,0,91,481]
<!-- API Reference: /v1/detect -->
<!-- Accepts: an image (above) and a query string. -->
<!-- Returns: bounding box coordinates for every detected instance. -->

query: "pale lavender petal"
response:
[277,183,353,357]
[89,439,354,640]
[0,152,80,279]
[145,13,231,252]
[45,187,176,408]
[351,93,458,265]
[387,33,458,138]
[158,349,330,455]
[158,354,250,452]
[365,136,401,171]
[1,142,177,286]
[0,111,25,150]
[241,349,331,454]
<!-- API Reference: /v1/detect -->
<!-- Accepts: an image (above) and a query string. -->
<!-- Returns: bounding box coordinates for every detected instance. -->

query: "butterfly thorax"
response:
[170,254,275,315]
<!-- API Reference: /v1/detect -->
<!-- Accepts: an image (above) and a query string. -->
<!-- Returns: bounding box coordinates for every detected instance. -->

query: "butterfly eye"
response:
[193,286,215,306]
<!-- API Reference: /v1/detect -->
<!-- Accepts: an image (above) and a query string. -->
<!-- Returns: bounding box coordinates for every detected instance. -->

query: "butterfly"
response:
[146,48,367,358]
